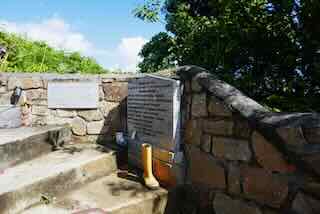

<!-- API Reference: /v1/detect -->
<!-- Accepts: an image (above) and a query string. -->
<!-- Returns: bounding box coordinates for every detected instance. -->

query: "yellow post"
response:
[142,143,159,189]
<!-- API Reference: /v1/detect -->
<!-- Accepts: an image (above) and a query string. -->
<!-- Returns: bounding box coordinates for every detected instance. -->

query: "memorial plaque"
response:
[127,75,181,150]
[127,75,184,185]
[127,75,182,165]
[48,80,99,109]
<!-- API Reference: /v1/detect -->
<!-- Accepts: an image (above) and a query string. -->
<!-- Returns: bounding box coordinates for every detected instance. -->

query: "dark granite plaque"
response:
[127,75,182,165]
[127,75,184,185]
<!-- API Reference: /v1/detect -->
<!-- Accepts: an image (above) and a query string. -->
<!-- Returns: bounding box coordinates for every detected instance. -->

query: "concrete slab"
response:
[0,105,21,128]
[23,173,168,214]
[0,125,70,168]
[0,146,117,214]
[0,125,65,145]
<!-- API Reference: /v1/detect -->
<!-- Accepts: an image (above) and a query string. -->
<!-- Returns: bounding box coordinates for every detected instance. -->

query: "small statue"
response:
[10,87,32,127]
[11,87,23,105]
[21,103,32,127]
[0,46,6,60]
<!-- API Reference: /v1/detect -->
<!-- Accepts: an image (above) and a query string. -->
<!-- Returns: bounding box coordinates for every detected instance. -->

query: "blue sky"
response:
[0,0,165,71]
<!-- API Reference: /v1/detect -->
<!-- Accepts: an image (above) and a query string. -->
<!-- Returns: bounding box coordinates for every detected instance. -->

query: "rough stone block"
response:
[181,107,189,127]
[184,120,202,146]
[202,119,233,136]
[188,146,226,189]
[56,109,77,118]
[304,154,320,176]
[208,96,232,117]
[46,115,73,126]
[303,128,320,144]
[98,101,120,117]
[241,166,288,208]
[0,93,11,105]
[212,137,251,161]
[87,135,101,143]
[228,164,241,195]
[192,93,207,117]
[71,117,87,136]
[72,134,102,143]
[101,78,114,83]
[42,79,48,89]
[32,99,48,106]
[32,115,47,126]
[184,80,192,93]
[99,86,104,100]
[87,121,105,135]
[78,109,103,121]
[233,116,252,139]
[26,89,47,101]
[213,193,262,214]
[277,127,308,145]
[191,77,202,92]
[292,192,320,214]
[8,77,43,90]
[252,131,291,173]
[201,134,211,153]
[0,86,6,94]
[0,76,7,86]
[103,82,128,102]
[263,209,281,214]
[32,105,49,116]
[181,95,192,125]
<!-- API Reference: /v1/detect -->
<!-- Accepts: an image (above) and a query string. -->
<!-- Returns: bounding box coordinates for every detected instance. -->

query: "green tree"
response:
[0,31,106,74]
[134,0,320,112]
[138,32,176,73]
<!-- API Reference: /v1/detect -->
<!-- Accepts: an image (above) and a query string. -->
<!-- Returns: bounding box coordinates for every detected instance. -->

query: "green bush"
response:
[0,31,106,74]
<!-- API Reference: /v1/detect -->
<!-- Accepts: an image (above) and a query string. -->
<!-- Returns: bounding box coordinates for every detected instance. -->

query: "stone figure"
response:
[10,87,32,127]
[20,104,32,127]
[0,46,6,60]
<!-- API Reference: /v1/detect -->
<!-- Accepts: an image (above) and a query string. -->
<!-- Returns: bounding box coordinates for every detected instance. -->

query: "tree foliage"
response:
[0,31,106,74]
[138,32,176,73]
[133,0,163,22]
[135,0,320,112]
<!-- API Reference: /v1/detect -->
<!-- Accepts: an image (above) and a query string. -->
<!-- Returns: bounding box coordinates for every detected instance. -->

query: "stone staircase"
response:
[0,126,167,214]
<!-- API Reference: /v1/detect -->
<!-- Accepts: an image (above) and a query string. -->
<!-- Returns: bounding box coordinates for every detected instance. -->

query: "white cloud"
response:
[115,37,148,72]
[0,17,147,72]
[0,17,93,53]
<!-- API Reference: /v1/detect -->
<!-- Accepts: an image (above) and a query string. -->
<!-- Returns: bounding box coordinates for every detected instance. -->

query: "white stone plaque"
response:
[127,75,182,163]
[48,80,99,109]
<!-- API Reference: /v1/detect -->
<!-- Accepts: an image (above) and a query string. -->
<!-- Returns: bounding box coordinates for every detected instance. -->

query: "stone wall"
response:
[0,72,133,144]
[175,66,320,214]
[1,68,320,213]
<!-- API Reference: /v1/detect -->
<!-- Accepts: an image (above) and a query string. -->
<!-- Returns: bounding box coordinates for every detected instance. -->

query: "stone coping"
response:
[0,125,68,145]
[0,72,143,81]
[173,65,320,176]
[175,65,320,129]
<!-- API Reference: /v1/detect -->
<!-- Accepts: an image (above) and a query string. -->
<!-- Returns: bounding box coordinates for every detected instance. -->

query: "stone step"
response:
[0,145,117,214]
[0,125,70,169]
[22,173,168,214]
